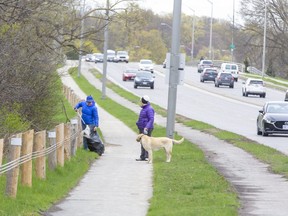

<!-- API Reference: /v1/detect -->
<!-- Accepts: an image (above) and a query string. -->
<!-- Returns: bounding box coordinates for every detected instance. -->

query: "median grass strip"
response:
[69,67,239,215]
[85,66,288,211]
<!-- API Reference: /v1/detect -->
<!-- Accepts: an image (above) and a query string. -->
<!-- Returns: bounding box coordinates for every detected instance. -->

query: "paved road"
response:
[45,61,288,216]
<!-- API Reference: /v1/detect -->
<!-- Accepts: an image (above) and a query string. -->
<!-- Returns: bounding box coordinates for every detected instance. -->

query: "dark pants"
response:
[81,123,88,150]
[138,128,153,159]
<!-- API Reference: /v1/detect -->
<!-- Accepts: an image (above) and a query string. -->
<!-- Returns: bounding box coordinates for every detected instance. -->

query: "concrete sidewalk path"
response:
[44,63,153,216]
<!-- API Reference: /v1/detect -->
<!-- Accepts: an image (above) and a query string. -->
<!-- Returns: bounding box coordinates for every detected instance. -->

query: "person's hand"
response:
[74,108,78,112]
[94,126,98,131]
[143,128,148,135]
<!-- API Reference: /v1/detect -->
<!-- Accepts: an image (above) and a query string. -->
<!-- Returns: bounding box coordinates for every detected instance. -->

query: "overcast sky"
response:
[138,0,242,23]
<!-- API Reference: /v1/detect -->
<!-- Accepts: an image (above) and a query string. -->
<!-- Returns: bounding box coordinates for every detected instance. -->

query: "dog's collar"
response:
[139,134,145,141]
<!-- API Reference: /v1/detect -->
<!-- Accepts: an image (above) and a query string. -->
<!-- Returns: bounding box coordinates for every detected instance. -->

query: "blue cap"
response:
[86,95,93,102]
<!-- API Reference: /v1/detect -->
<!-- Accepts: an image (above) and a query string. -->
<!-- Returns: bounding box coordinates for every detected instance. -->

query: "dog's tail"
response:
[172,137,184,144]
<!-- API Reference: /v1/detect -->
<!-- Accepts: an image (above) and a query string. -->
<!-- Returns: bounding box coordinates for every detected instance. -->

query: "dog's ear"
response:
[136,134,143,142]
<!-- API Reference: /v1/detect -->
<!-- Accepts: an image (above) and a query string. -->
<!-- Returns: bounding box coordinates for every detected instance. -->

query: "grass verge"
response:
[68,67,240,215]
[0,95,96,215]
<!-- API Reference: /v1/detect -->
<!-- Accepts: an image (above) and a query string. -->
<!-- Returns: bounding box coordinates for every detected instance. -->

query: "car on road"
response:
[214,72,234,88]
[134,71,154,89]
[200,68,218,83]
[85,54,96,62]
[138,59,154,73]
[94,53,104,63]
[197,60,213,73]
[122,68,137,81]
[220,63,239,82]
[163,59,166,68]
[242,78,266,98]
[107,49,116,62]
[257,101,288,136]
[114,51,129,63]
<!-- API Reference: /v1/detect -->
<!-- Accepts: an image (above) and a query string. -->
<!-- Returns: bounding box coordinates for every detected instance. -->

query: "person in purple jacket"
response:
[136,95,155,161]
[74,95,99,150]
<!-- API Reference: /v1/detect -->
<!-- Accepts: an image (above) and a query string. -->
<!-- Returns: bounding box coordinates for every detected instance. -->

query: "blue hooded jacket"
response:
[74,100,99,126]
[136,103,154,129]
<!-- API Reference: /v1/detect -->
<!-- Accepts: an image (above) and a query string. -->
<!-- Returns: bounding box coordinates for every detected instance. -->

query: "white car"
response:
[114,51,129,63]
[242,78,266,98]
[220,63,239,82]
[138,59,154,73]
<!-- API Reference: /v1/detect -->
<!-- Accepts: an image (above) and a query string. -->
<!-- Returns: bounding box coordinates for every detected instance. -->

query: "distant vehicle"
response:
[197,60,213,73]
[215,72,234,88]
[122,68,138,81]
[200,68,218,83]
[94,53,104,63]
[242,78,266,98]
[134,71,155,89]
[163,59,166,68]
[138,59,154,73]
[114,51,129,63]
[257,101,288,136]
[85,54,96,62]
[107,49,116,62]
[220,63,239,82]
[285,90,288,101]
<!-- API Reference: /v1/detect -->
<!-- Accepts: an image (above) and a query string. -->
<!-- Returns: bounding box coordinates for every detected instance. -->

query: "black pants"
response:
[138,128,153,159]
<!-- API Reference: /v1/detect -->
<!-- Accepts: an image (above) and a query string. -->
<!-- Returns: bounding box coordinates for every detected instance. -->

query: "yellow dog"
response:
[136,134,184,163]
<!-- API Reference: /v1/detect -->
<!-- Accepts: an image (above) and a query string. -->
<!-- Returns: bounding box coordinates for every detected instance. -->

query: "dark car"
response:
[257,101,288,136]
[134,72,154,89]
[122,68,137,81]
[197,60,213,73]
[215,72,234,88]
[200,68,218,82]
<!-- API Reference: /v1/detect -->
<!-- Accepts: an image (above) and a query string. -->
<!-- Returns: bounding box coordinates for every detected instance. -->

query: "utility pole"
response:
[207,0,213,60]
[78,0,86,77]
[166,0,182,139]
[231,0,235,62]
[262,0,267,78]
[102,0,109,99]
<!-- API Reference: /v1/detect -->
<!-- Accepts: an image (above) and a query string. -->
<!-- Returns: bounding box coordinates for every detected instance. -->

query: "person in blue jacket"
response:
[136,95,155,161]
[74,95,99,150]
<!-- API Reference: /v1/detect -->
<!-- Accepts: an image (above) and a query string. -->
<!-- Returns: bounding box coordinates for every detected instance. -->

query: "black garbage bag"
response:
[86,126,105,156]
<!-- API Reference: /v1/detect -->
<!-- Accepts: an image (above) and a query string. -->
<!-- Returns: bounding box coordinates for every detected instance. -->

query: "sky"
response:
[138,0,242,24]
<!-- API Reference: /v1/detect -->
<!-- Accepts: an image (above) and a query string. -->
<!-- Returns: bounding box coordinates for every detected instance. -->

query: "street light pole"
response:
[166,0,182,139]
[231,0,235,62]
[207,0,213,60]
[190,8,195,62]
[262,0,267,78]
[78,0,86,77]
[102,0,109,99]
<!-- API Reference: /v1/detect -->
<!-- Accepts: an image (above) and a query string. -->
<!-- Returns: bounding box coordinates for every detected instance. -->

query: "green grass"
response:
[3,65,288,215]
[0,92,97,215]
[68,67,240,215]
[0,149,96,216]
[76,66,288,215]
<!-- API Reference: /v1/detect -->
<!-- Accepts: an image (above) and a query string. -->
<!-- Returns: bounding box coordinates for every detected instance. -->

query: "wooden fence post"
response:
[0,138,3,166]
[34,131,46,179]
[21,130,34,187]
[6,133,22,198]
[47,130,57,170]
[64,123,71,161]
[56,123,64,167]
[70,118,78,156]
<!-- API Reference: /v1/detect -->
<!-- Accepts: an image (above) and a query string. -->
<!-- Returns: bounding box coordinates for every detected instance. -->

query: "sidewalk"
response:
[46,61,288,216]
[44,63,153,216]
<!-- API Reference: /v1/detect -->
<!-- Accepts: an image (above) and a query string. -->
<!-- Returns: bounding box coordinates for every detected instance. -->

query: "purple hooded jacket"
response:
[136,103,154,129]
